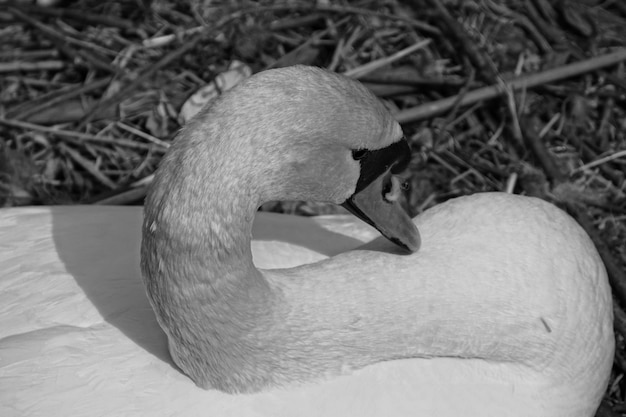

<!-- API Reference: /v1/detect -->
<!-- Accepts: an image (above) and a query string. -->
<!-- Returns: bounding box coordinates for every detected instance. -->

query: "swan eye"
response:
[352,149,370,160]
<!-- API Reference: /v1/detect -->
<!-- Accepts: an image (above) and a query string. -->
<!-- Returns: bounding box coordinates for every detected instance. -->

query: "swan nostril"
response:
[382,178,392,197]
[383,176,402,203]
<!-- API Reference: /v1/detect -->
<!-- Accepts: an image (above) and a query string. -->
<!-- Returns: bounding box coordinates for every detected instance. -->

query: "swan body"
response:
[0,198,614,416]
[0,66,614,416]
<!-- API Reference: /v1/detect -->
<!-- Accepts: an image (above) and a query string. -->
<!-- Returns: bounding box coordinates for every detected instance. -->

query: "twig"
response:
[0,60,65,73]
[394,48,626,123]
[343,39,432,79]
[88,174,155,204]
[573,150,626,173]
[485,0,552,53]
[83,4,303,123]
[224,4,440,35]
[58,143,116,189]
[7,81,80,117]
[268,17,351,70]
[116,122,170,149]
[523,0,564,47]
[9,7,117,73]
[144,3,438,51]
[1,76,68,87]
[505,173,518,193]
[142,26,205,48]
[425,0,498,84]
[0,118,159,151]
[80,33,204,125]
[521,117,567,183]
[0,49,58,60]
[439,69,476,131]
[505,79,525,148]
[7,77,112,120]
[90,185,149,205]
[10,1,136,31]
[359,74,468,88]
[596,97,615,146]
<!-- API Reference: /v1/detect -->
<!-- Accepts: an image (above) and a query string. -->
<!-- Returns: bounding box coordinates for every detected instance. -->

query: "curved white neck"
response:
[144,161,560,393]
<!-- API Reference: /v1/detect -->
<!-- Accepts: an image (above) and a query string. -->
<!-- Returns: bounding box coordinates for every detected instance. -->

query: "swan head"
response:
[160,65,420,252]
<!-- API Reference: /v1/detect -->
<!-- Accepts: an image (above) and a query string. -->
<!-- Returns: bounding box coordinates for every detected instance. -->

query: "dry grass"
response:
[1,0,625,413]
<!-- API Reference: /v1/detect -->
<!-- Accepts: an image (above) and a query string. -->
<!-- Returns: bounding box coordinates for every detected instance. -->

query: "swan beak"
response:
[342,173,420,253]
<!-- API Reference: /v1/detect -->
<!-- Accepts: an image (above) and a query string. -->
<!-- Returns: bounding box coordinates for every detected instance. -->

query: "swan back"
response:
[0,195,613,416]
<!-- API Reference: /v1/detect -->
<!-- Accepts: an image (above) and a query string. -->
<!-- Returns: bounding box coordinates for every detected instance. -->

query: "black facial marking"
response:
[352,149,370,160]
[352,139,412,194]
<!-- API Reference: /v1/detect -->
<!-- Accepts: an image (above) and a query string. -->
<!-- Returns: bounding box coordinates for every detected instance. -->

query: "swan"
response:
[0,65,613,417]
